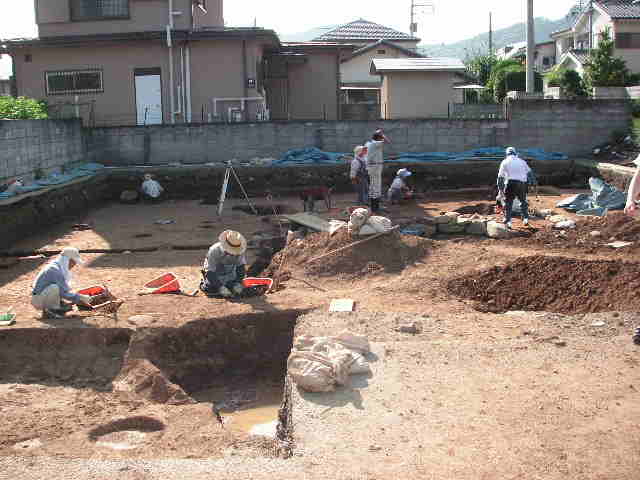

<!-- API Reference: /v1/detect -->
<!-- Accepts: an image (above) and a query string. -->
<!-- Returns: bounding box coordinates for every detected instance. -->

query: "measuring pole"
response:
[489,12,493,55]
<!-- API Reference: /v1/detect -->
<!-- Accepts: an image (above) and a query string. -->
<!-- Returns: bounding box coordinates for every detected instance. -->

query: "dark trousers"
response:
[355,175,369,205]
[505,180,529,223]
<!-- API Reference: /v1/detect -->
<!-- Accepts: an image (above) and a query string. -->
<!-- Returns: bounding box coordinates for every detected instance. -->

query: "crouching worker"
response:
[387,168,412,205]
[201,230,247,298]
[31,247,91,319]
[141,174,165,202]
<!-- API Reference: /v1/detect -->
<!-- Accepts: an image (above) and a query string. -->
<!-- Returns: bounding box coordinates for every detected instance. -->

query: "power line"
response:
[410,0,435,36]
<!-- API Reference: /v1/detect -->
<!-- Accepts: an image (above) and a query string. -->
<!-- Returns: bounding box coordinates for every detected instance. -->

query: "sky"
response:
[0,0,579,79]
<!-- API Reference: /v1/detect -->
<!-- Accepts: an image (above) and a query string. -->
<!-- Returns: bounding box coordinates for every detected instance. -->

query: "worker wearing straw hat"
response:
[31,247,92,319]
[201,230,248,298]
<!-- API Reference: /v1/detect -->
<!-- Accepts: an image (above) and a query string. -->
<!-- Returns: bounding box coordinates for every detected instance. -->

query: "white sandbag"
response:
[358,216,392,235]
[330,331,371,353]
[348,208,370,234]
[287,351,337,393]
[329,220,347,236]
[349,353,371,374]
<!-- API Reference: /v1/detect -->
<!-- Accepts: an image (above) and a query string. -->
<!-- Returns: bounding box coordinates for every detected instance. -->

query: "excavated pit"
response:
[448,255,640,314]
[0,311,301,457]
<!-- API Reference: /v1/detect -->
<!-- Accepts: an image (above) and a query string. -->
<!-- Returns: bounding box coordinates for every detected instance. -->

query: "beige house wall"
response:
[286,50,339,120]
[535,43,556,71]
[14,41,173,125]
[35,0,223,37]
[341,44,418,85]
[381,71,459,119]
[12,35,266,125]
[614,20,640,73]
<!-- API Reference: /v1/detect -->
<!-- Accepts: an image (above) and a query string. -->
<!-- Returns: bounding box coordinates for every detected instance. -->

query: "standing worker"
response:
[31,247,92,319]
[624,154,640,217]
[201,230,248,298]
[366,128,391,213]
[497,147,535,229]
[350,145,369,205]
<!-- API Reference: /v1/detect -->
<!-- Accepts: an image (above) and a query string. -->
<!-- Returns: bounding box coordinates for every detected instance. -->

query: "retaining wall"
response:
[85,100,630,166]
[0,119,84,184]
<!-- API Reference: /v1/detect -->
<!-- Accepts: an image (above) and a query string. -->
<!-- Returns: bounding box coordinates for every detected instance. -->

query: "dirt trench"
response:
[0,311,302,456]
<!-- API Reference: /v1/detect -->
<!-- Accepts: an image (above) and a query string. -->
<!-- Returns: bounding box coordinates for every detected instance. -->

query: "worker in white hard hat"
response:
[141,173,165,202]
[387,168,413,204]
[497,147,535,229]
[31,247,92,319]
[201,230,248,298]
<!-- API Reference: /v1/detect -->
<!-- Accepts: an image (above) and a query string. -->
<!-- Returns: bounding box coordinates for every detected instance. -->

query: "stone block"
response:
[437,222,466,234]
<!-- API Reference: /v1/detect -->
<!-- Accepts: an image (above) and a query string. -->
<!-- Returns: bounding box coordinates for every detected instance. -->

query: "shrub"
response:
[0,96,48,120]
[584,28,633,88]
[560,69,588,98]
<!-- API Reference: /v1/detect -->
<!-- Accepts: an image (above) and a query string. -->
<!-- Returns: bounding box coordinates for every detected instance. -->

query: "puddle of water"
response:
[195,384,282,437]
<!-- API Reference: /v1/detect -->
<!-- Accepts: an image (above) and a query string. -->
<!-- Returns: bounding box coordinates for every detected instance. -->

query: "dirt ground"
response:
[1,189,640,479]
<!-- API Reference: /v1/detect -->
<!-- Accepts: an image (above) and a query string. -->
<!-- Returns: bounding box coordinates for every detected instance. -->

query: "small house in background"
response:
[314,19,423,120]
[497,40,557,72]
[0,77,11,96]
[371,58,466,119]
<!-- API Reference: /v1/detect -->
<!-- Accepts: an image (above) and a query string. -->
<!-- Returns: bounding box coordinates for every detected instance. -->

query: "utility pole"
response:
[526,0,535,93]
[489,12,493,55]
[588,0,593,51]
[410,0,434,37]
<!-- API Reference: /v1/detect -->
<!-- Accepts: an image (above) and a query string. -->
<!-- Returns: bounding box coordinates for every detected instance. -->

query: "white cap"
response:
[506,147,516,155]
[61,247,84,264]
[397,168,412,178]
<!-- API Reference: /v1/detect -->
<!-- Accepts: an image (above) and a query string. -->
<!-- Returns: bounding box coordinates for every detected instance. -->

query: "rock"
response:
[396,322,423,334]
[539,209,554,217]
[554,220,576,229]
[444,211,460,219]
[606,241,633,249]
[486,221,511,239]
[437,222,466,234]
[553,339,567,347]
[548,215,568,223]
[434,215,453,225]
[119,190,139,204]
[466,219,488,236]
[128,314,155,325]
[590,230,602,237]
[591,321,606,327]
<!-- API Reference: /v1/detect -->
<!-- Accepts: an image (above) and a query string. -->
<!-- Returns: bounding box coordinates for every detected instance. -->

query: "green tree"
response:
[0,96,48,120]
[560,69,588,98]
[465,53,498,86]
[584,27,631,88]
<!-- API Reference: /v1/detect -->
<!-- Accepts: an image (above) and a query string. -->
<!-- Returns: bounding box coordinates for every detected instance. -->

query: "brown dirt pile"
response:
[265,229,432,279]
[518,213,640,251]
[113,359,194,405]
[448,255,640,314]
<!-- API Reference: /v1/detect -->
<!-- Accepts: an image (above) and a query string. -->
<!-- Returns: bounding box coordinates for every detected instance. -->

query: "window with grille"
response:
[70,0,129,21]
[45,70,103,95]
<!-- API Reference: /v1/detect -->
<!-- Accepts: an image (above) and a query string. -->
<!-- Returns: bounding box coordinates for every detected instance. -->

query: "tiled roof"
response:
[346,39,424,61]
[596,1,640,19]
[313,19,419,42]
[371,58,465,74]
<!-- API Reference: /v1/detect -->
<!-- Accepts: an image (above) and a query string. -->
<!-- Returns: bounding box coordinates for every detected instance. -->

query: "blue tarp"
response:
[0,163,105,200]
[273,146,568,167]
[556,177,626,217]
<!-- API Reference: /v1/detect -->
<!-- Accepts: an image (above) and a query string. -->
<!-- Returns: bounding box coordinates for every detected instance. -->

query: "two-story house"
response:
[552,0,640,77]
[2,0,347,125]
[497,40,557,72]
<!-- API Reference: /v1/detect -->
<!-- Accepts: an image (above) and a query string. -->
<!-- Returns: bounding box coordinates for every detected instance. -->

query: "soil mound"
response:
[520,213,640,251]
[448,255,640,314]
[113,359,194,405]
[265,229,431,279]
[455,203,496,215]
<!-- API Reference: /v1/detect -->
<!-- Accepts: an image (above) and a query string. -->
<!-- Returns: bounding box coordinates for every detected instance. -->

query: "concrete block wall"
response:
[86,99,631,166]
[0,119,84,184]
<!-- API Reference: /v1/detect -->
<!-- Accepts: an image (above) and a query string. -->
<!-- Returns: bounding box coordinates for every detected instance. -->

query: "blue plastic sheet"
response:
[556,177,625,217]
[0,163,105,200]
[273,146,568,167]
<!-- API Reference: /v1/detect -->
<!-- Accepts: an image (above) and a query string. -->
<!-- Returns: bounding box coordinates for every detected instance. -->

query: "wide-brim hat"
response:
[61,247,84,264]
[219,230,247,255]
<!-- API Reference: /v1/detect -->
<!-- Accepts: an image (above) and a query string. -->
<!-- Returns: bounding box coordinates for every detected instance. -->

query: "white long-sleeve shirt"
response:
[497,154,531,183]
[365,140,385,166]
[141,179,164,198]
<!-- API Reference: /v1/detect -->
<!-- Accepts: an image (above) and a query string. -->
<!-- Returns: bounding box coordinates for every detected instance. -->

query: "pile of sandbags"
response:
[287,331,371,393]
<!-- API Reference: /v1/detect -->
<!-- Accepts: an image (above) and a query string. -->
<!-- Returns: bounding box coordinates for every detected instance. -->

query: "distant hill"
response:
[279,25,338,42]
[420,17,569,60]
